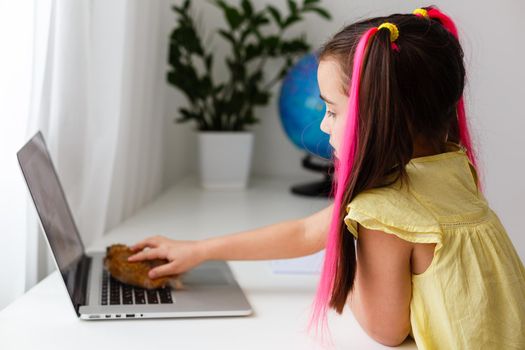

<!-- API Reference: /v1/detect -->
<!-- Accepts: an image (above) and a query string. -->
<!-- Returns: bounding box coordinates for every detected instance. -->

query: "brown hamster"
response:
[103,244,184,290]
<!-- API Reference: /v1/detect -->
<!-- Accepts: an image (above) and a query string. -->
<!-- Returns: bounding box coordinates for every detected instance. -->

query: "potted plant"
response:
[167,0,331,189]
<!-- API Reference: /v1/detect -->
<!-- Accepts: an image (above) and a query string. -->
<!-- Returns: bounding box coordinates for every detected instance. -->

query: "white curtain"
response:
[0,0,35,310]
[1,0,167,308]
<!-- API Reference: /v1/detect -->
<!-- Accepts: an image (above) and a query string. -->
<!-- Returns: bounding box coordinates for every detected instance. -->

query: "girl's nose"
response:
[320,114,331,135]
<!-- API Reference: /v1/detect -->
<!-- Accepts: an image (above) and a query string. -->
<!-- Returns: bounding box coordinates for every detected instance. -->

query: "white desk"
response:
[0,175,417,349]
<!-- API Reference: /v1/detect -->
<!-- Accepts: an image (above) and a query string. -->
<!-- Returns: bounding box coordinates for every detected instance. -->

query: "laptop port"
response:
[116,314,121,318]
[105,315,111,318]
[126,314,135,318]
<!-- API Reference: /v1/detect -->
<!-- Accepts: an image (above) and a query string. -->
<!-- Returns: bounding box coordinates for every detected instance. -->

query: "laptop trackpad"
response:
[181,267,231,286]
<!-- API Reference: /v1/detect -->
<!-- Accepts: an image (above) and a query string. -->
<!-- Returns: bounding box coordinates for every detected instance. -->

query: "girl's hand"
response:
[127,235,207,279]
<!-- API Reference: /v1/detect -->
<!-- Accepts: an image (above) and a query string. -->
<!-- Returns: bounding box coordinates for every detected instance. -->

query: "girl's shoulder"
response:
[343,141,482,244]
[344,185,442,245]
[403,141,481,198]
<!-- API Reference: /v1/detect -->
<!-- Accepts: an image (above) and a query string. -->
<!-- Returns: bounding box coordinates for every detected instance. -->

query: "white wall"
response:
[160,0,525,260]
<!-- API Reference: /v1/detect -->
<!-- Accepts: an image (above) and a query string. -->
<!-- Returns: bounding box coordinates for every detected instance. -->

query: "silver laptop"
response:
[17,131,253,320]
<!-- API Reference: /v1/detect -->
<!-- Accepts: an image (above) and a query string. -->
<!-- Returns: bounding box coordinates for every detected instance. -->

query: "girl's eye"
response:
[327,110,336,118]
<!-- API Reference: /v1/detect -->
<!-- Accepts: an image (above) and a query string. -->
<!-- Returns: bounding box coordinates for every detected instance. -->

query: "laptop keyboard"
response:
[101,269,173,305]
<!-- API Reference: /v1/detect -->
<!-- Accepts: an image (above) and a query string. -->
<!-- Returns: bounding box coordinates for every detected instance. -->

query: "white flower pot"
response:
[197,131,254,190]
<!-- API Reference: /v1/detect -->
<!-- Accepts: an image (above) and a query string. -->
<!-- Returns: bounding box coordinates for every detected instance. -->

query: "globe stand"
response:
[290,154,334,198]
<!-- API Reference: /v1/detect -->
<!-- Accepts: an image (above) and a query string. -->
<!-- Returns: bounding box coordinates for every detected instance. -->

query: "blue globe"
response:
[278,51,333,160]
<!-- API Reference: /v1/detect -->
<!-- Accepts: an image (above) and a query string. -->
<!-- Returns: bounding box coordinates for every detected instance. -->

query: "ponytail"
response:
[426,6,483,192]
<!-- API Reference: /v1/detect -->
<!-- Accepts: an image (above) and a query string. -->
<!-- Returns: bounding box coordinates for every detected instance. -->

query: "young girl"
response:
[127,6,525,349]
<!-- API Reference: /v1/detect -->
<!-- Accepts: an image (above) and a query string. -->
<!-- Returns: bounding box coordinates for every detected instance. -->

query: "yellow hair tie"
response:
[377,22,399,42]
[413,8,429,18]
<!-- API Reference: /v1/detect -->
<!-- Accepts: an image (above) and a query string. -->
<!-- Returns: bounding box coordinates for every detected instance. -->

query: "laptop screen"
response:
[17,132,85,306]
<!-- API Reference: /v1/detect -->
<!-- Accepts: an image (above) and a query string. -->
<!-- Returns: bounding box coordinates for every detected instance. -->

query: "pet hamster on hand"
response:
[103,244,184,290]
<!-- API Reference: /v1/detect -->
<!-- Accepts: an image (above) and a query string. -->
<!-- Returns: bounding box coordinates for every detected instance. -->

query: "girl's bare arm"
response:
[127,204,333,278]
[199,203,333,261]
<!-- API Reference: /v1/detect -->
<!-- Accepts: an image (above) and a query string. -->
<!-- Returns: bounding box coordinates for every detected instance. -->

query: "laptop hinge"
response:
[73,254,92,315]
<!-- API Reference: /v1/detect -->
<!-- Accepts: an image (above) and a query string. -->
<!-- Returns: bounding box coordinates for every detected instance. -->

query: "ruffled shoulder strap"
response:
[344,187,442,245]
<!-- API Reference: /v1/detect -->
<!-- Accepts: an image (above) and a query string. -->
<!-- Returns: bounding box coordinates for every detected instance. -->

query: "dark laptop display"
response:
[17,131,88,312]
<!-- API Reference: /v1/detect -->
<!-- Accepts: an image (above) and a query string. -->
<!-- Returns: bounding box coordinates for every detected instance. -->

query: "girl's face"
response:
[317,59,349,158]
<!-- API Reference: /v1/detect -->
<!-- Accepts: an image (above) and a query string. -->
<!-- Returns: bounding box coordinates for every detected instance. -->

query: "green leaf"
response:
[241,0,253,17]
[204,54,213,70]
[303,0,320,4]
[261,35,281,55]
[277,66,289,80]
[228,90,245,112]
[200,76,213,94]
[171,5,184,15]
[266,5,282,28]
[170,26,204,55]
[211,0,244,30]
[213,83,225,94]
[211,0,228,12]
[212,99,227,116]
[287,0,298,15]
[239,26,252,44]
[280,38,309,54]
[176,107,200,124]
[253,90,270,105]
[252,13,270,27]
[227,59,246,81]
[282,14,302,28]
[242,109,259,125]
[303,6,332,20]
[245,43,263,61]
[166,66,202,103]
[168,42,181,64]
[218,29,236,45]
[224,7,244,30]
[246,75,262,101]
[248,70,263,84]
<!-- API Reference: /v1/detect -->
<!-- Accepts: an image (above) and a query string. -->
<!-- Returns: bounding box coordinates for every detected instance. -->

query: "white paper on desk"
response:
[269,250,324,274]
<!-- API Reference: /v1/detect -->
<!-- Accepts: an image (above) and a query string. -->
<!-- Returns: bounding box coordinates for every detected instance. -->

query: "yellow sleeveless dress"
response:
[343,141,525,349]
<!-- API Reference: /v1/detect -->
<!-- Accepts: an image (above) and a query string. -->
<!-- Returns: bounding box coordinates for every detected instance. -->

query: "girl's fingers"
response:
[129,236,160,252]
[129,242,151,252]
[128,247,165,262]
[148,261,176,279]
